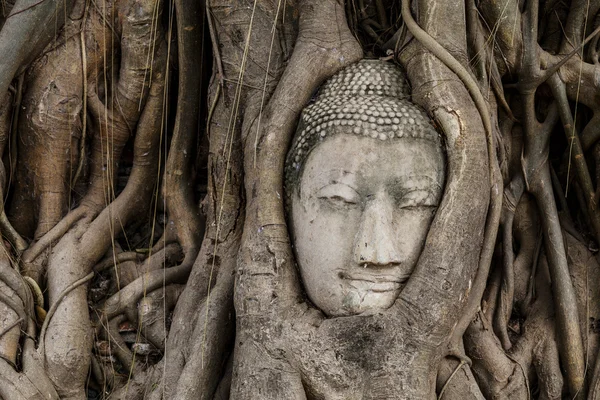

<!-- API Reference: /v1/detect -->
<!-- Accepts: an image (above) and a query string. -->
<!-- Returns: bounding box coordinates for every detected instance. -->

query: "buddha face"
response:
[290,134,445,317]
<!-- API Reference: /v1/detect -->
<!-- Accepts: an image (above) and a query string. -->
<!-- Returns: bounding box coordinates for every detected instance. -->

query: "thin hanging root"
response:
[206,1,224,86]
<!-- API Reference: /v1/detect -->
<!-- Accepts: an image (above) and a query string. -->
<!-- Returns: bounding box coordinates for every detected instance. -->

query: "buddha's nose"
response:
[353,195,402,267]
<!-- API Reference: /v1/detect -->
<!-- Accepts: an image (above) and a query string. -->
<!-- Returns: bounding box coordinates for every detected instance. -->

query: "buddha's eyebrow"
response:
[317,181,358,192]
[328,169,356,178]
[387,175,443,192]
[322,169,357,184]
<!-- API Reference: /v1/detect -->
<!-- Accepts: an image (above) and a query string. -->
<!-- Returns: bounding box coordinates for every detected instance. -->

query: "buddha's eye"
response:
[398,189,438,209]
[317,183,360,205]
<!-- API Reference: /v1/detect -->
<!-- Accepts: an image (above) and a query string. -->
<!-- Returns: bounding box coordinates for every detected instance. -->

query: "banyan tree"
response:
[1,0,600,398]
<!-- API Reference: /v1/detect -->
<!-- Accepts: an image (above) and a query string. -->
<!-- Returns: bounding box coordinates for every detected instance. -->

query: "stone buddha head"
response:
[285,60,445,317]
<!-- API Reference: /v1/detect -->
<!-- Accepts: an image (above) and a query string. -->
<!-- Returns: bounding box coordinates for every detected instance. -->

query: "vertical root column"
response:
[9,20,84,242]
[43,240,93,400]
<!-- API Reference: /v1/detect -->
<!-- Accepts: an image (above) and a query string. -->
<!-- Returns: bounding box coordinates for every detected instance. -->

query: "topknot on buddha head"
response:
[285,59,442,202]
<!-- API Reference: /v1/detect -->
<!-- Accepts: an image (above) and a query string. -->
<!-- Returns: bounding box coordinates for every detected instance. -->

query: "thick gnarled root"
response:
[36,2,167,396]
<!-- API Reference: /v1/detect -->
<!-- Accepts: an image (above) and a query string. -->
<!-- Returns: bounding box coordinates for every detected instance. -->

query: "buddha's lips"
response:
[338,271,409,292]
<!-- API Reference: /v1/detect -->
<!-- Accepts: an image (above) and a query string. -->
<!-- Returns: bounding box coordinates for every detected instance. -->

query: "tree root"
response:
[160,0,205,263]
[38,271,94,356]
[138,284,184,350]
[99,263,191,321]
[464,312,529,399]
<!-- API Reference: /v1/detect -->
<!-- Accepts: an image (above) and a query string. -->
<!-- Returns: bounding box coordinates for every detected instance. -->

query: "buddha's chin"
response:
[334,287,400,316]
